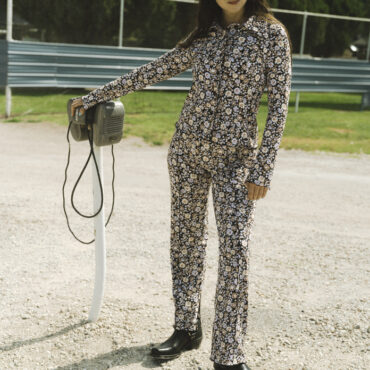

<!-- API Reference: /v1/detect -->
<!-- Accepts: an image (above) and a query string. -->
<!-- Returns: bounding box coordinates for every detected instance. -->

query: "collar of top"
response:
[208,14,267,39]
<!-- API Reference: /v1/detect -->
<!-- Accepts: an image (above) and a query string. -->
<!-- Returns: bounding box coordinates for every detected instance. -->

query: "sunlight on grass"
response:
[0,88,369,153]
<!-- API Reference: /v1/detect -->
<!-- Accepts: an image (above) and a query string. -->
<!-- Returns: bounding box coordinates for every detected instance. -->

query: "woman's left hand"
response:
[244,182,268,200]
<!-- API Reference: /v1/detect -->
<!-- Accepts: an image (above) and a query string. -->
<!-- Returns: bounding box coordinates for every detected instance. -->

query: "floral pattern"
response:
[81,14,292,190]
[81,14,292,365]
[167,131,257,365]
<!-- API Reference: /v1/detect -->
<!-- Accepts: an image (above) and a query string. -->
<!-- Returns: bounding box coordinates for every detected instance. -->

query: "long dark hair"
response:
[176,0,292,56]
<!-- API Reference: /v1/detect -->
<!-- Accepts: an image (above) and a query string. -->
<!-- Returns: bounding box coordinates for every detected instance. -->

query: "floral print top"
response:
[81,14,292,190]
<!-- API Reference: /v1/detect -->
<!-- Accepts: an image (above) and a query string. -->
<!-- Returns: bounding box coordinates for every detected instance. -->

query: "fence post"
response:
[5,86,12,118]
[118,0,125,47]
[5,0,13,117]
[295,10,308,113]
[360,92,370,111]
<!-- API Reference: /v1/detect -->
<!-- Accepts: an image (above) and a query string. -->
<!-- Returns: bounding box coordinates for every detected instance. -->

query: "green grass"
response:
[0,87,369,153]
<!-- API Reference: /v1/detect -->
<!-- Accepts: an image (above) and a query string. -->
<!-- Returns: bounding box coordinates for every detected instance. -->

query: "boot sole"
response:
[150,335,203,360]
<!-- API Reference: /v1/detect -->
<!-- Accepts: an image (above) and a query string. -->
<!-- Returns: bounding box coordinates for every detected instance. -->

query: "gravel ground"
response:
[0,121,369,370]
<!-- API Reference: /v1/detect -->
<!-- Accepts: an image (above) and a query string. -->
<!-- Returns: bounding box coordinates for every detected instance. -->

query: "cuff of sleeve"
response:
[81,95,94,111]
[247,165,271,190]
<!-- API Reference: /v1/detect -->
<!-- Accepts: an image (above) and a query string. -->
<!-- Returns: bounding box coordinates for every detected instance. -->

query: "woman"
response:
[71,0,292,368]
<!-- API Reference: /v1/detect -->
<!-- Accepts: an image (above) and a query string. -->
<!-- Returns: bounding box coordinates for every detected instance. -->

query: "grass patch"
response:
[0,87,369,153]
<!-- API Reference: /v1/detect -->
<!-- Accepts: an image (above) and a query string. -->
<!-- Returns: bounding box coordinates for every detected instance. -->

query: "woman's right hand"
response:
[244,182,268,200]
[70,97,86,117]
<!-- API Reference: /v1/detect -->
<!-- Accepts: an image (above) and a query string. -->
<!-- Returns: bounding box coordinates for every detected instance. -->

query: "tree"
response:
[272,0,369,57]
[10,0,370,57]
[313,0,368,57]
[12,0,177,47]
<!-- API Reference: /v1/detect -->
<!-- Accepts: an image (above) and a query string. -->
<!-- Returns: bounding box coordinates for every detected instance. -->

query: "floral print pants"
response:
[167,130,257,365]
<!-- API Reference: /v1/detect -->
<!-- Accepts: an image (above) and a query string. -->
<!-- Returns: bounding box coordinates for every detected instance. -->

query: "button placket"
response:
[208,29,228,140]
[210,27,242,146]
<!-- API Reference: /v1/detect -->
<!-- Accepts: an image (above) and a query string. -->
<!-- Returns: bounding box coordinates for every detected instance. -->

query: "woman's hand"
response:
[244,182,268,200]
[70,97,86,118]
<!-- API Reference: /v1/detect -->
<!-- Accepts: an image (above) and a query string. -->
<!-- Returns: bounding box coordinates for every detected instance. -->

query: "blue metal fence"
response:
[2,39,192,89]
[1,39,369,113]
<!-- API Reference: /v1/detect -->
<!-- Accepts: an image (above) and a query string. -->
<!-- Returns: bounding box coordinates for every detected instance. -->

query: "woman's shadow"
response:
[54,344,167,369]
[0,319,171,369]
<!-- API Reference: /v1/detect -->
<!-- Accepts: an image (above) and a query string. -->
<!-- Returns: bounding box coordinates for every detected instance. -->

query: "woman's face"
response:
[215,0,247,14]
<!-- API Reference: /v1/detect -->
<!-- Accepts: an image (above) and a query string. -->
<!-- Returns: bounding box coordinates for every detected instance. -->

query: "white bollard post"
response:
[88,143,106,322]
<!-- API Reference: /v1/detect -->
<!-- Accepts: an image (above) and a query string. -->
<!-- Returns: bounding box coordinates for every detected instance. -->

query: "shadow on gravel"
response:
[0,319,88,352]
[54,344,168,369]
[0,318,167,369]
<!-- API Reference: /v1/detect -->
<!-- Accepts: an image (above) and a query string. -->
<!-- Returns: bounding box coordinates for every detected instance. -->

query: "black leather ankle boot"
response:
[150,317,203,361]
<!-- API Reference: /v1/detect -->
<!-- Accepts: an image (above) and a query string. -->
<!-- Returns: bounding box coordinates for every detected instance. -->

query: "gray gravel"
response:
[0,121,369,370]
